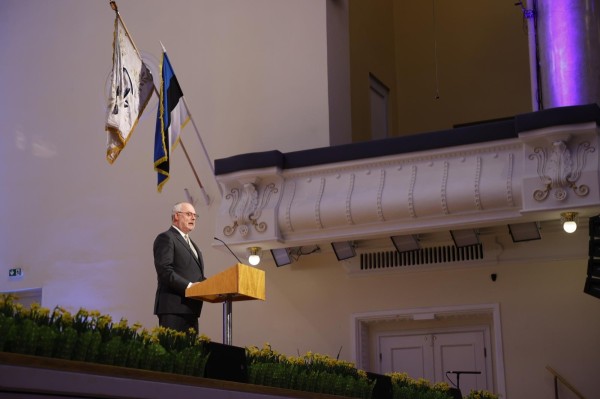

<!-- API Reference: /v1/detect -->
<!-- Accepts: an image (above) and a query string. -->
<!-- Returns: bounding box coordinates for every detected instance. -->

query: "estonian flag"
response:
[154,51,190,192]
[105,15,154,164]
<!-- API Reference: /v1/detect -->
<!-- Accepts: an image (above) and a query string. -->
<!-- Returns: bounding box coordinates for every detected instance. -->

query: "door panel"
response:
[379,329,490,395]
[380,334,434,381]
[435,331,488,394]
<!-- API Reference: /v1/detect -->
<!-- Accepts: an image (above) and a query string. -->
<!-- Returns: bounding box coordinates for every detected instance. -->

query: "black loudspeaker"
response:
[589,215,600,238]
[588,258,600,279]
[588,239,600,258]
[204,342,247,383]
[585,215,600,299]
[366,372,392,399]
[448,387,463,399]
[584,277,600,299]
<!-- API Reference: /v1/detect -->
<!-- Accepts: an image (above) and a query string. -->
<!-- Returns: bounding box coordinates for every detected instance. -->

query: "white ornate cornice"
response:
[214,122,600,256]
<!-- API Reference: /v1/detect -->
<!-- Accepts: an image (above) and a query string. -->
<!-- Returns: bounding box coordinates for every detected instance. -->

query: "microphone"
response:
[213,236,243,264]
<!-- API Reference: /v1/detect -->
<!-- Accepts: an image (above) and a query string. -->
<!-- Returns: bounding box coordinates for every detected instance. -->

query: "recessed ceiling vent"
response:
[360,244,483,270]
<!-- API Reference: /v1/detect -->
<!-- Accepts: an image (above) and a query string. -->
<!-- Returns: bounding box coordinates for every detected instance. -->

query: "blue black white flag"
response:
[154,51,190,192]
[105,14,154,164]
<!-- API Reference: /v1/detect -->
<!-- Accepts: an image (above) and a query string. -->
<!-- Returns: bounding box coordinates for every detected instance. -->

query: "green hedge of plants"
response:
[0,294,498,399]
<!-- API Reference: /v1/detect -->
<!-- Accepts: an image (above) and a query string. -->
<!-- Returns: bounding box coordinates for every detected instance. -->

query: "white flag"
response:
[105,15,154,164]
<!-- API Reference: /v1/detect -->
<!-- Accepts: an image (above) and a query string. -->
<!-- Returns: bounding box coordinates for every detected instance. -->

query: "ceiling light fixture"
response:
[247,247,262,266]
[560,212,578,233]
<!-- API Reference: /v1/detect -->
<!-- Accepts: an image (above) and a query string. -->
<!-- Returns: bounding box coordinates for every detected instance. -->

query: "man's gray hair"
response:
[171,202,186,220]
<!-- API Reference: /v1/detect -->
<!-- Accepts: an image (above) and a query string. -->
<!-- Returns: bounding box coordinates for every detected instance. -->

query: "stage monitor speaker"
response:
[204,342,247,383]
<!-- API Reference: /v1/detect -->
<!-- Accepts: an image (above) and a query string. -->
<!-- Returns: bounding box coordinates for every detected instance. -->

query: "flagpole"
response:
[182,97,222,196]
[109,3,211,204]
[178,140,211,205]
[108,2,211,204]
[110,2,143,61]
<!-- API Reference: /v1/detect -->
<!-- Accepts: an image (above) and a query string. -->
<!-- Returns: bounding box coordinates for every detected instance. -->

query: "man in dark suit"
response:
[153,202,206,333]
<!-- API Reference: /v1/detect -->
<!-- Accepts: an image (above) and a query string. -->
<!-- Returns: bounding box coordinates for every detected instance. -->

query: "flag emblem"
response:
[105,15,154,164]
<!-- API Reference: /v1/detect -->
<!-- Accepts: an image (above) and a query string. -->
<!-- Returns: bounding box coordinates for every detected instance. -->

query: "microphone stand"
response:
[213,237,243,345]
[214,236,243,263]
[446,371,481,394]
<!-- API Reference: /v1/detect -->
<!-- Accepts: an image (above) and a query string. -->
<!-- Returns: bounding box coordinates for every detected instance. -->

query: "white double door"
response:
[378,328,492,395]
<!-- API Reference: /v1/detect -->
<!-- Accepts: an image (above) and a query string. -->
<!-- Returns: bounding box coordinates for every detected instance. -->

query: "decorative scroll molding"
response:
[315,177,326,229]
[285,181,296,232]
[475,156,482,210]
[223,182,278,237]
[529,140,595,201]
[408,165,417,218]
[507,153,515,207]
[377,169,386,222]
[346,173,355,225]
[441,161,449,214]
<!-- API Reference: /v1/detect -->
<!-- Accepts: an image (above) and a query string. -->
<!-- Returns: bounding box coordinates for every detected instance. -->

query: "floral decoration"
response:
[0,294,499,399]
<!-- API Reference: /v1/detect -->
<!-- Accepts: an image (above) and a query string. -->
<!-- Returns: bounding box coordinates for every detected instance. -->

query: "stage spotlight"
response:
[391,235,421,253]
[450,229,480,248]
[508,222,541,242]
[331,241,356,261]
[271,248,292,267]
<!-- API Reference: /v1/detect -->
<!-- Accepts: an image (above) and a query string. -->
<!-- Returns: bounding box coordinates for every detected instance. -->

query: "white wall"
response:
[1,2,599,399]
[0,0,329,344]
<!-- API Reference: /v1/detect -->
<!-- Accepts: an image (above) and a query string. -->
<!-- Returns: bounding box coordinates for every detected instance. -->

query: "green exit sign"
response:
[8,268,22,278]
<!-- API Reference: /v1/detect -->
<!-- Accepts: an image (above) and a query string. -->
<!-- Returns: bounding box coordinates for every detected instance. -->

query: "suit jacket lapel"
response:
[171,227,201,267]
[191,241,204,274]
[172,228,189,251]
[189,240,200,263]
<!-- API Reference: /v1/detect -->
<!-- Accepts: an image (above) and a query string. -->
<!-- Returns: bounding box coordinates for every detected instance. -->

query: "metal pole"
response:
[223,297,233,345]
[178,140,210,205]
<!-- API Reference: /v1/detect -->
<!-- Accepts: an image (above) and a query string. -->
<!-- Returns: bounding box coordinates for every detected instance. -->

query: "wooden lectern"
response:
[186,263,265,345]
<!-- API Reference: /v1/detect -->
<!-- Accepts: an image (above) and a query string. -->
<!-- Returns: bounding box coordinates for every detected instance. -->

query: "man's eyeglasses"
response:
[177,211,198,219]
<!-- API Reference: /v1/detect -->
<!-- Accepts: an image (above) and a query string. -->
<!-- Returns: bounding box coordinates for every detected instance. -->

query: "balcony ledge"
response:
[212,104,600,258]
